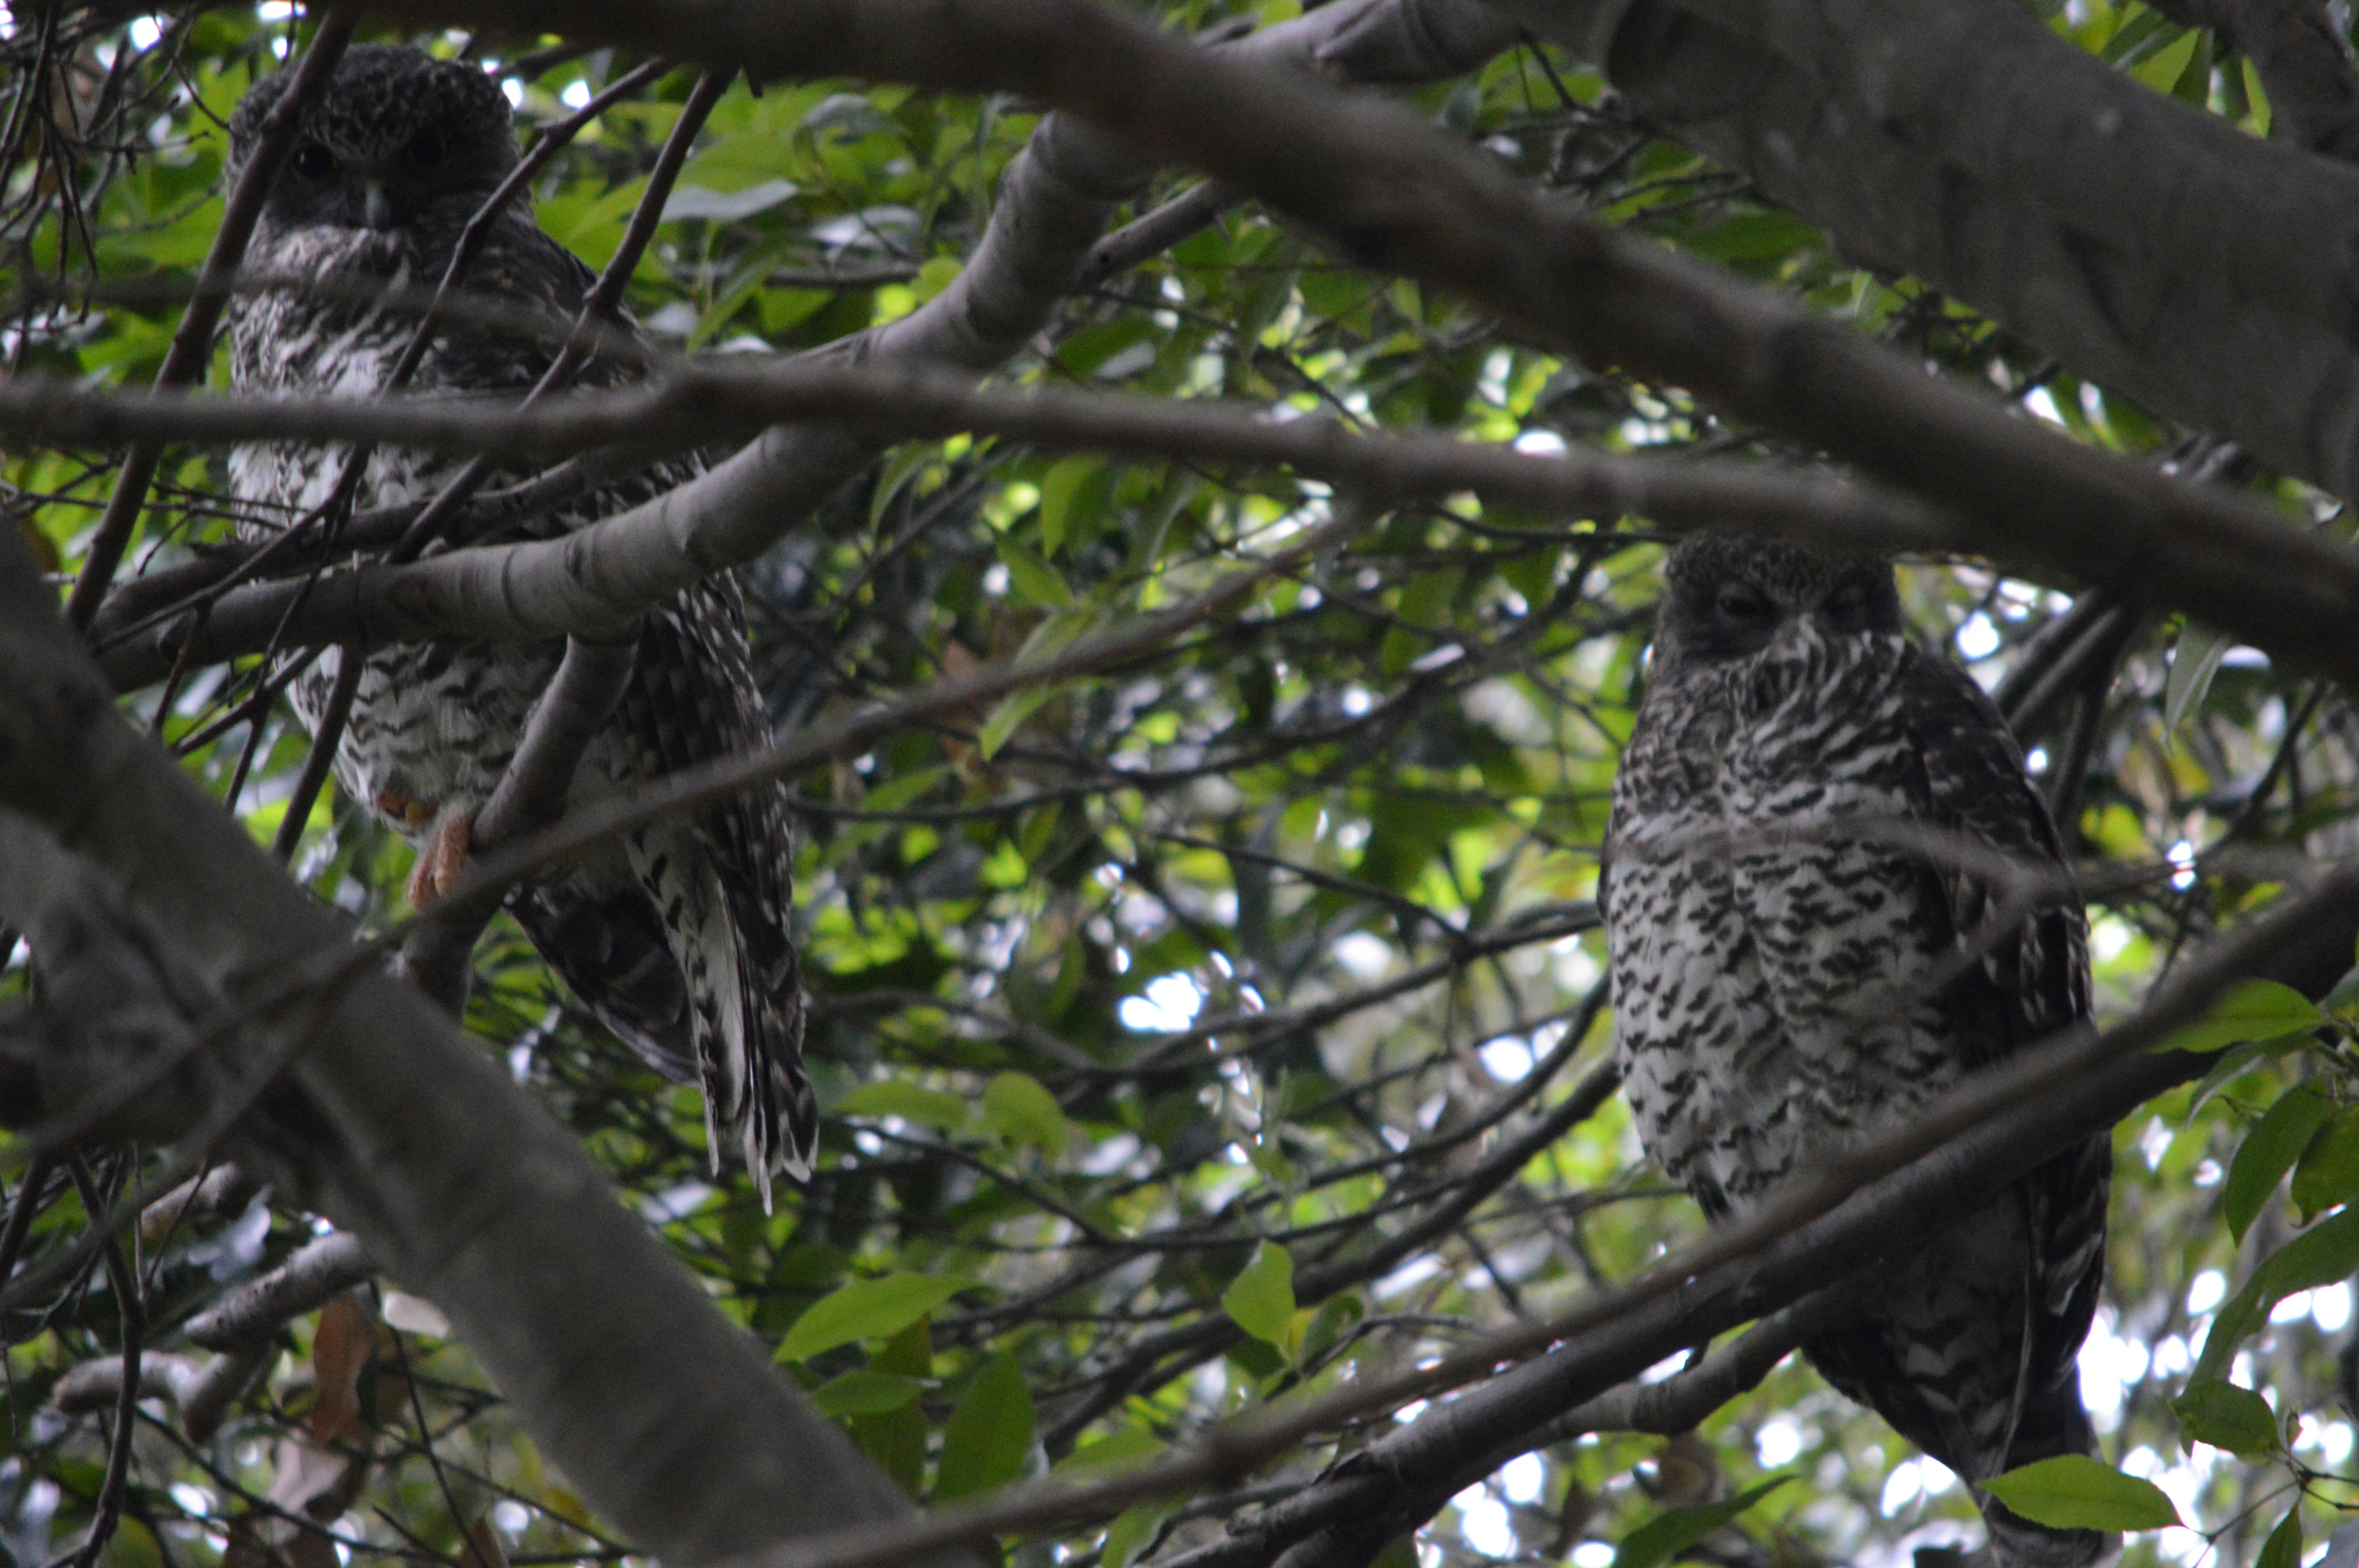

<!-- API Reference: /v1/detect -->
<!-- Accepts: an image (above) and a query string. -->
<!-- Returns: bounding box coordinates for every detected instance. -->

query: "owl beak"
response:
[361,181,397,231]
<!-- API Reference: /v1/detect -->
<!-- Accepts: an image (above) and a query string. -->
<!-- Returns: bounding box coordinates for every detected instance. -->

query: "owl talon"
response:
[408,809,474,906]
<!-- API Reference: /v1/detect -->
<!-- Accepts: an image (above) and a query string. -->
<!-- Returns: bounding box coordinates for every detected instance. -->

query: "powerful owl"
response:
[1602,537,2112,1567]
[222,46,815,1200]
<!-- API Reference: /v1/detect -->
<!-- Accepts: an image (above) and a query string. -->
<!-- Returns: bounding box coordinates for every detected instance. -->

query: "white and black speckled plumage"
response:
[1603,537,2112,1568]
[223,45,816,1200]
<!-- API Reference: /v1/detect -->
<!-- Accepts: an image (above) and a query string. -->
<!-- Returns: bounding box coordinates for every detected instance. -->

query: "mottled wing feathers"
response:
[1898,650,2092,1062]
[1890,644,2115,1562]
[505,876,698,1081]
[618,578,816,1187]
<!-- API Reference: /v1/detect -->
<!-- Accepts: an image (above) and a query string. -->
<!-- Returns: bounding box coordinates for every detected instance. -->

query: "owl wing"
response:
[451,250,814,1189]
[1897,646,2110,1475]
[616,573,816,1195]
[1899,648,2090,1058]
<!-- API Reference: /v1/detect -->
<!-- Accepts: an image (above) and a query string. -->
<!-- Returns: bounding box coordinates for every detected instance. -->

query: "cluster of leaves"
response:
[4,3,2359,1568]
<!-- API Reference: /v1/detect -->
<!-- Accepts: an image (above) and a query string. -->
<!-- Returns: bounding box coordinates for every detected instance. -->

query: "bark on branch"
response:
[290,0,2359,694]
[1481,0,2359,495]
[0,527,978,1568]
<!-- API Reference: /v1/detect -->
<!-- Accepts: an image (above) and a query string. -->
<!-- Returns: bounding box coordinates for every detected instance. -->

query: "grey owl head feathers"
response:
[1652,535,1904,671]
[228,45,518,236]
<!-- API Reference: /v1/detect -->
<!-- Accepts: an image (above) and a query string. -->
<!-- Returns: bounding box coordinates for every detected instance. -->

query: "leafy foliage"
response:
[3,4,2359,1568]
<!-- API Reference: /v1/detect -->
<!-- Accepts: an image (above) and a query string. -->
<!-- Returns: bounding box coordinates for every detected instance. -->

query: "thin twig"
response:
[62,14,355,629]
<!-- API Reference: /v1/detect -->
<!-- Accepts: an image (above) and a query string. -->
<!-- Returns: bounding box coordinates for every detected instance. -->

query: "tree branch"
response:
[38,345,2359,695]
[1485,0,2359,495]
[93,0,2359,699]
[0,524,978,1567]
[396,631,636,1008]
[1167,1281,1865,1568]
[185,1231,374,1351]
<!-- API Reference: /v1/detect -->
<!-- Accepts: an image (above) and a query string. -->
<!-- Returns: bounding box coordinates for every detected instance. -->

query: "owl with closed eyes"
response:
[222,44,815,1203]
[1602,537,2113,1567]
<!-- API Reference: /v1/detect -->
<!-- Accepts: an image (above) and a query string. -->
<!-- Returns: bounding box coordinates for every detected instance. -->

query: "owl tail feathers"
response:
[1976,1499,2114,1568]
[691,965,818,1215]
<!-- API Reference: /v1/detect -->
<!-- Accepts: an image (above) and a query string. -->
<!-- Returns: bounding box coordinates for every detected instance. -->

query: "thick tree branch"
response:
[1175,1283,1865,1568]
[0,533,976,1568]
[2133,0,2359,162]
[1481,0,2359,495]
[39,347,2359,695]
[185,1231,374,1351]
[216,0,2359,685]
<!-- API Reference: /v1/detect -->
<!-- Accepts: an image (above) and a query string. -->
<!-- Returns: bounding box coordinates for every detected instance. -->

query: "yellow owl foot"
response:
[407,808,474,907]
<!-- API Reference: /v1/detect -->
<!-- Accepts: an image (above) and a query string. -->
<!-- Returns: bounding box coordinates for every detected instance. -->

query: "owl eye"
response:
[290,143,336,179]
[405,131,449,169]
[1715,584,1773,621]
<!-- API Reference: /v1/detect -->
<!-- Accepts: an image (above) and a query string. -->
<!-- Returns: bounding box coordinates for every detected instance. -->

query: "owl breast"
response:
[226,217,565,840]
[1605,626,1967,1215]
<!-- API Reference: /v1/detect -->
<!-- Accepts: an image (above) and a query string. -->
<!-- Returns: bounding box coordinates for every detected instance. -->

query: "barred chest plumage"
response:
[225,221,596,831]
[1605,622,1967,1216]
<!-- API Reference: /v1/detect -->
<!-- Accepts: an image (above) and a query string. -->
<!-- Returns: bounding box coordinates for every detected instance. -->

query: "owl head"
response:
[229,45,518,236]
[1652,535,1902,670]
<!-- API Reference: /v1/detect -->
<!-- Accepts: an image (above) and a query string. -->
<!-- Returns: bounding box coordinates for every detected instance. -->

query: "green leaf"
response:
[660,178,800,223]
[836,1080,974,1134]
[2161,979,2323,1056]
[978,687,1051,760]
[2163,622,2228,734]
[1982,1456,2181,1532]
[2242,57,2274,137]
[982,1071,1070,1154]
[2225,1086,2335,1241]
[1056,1420,1166,1476]
[779,1274,974,1363]
[913,256,963,304]
[1103,1501,1175,1568]
[858,764,948,814]
[2293,1105,2359,1222]
[934,1352,1036,1501]
[1037,457,1096,555]
[2197,1205,2359,1382]
[2169,1379,2280,1457]
[2255,1504,2301,1568]
[1299,1291,1365,1367]
[809,1370,924,1418]
[2131,27,2201,95]
[870,441,943,527]
[2323,957,2359,1018]
[1222,1241,1296,1350]
[850,1401,927,1498]
[1612,1475,1792,1568]
[996,534,1074,610]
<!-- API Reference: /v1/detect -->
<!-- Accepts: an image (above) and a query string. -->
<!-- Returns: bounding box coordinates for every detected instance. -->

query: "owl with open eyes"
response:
[222,44,815,1202]
[1602,537,2114,1568]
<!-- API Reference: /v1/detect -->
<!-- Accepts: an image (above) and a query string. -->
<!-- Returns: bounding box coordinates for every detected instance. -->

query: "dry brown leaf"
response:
[309,1294,373,1443]
[460,1515,510,1568]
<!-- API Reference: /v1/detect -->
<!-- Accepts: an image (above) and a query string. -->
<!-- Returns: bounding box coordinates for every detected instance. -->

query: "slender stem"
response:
[273,655,361,862]
[60,1156,142,1568]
